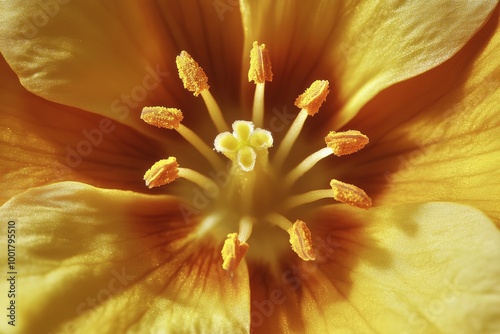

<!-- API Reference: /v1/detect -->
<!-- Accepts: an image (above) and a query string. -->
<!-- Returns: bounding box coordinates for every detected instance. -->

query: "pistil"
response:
[214,120,273,172]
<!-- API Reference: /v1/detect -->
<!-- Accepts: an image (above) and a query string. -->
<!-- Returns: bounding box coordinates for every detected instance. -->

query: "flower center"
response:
[140,42,371,272]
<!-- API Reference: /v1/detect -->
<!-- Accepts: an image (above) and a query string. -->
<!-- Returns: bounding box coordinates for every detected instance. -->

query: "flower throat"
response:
[141,42,371,272]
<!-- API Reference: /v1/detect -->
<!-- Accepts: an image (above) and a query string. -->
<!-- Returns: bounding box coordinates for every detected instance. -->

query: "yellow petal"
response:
[249,202,500,333]
[0,56,172,205]
[0,1,243,135]
[0,182,250,333]
[341,10,500,224]
[240,0,497,127]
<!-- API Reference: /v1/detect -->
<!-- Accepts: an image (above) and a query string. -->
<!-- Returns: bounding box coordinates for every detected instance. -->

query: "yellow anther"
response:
[288,220,316,261]
[143,157,179,189]
[248,41,273,84]
[294,80,330,116]
[330,179,372,209]
[325,130,369,156]
[175,51,228,132]
[174,52,228,131]
[221,233,249,271]
[176,51,209,96]
[274,80,329,168]
[141,106,183,129]
[141,105,224,170]
[249,41,272,127]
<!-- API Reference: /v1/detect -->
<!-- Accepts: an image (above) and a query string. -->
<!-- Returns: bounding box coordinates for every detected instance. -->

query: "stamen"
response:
[143,157,179,189]
[287,220,316,261]
[273,80,329,169]
[144,157,219,191]
[251,84,265,128]
[177,168,219,192]
[284,130,370,187]
[200,90,230,133]
[141,106,183,129]
[284,147,333,187]
[294,80,329,116]
[325,130,369,156]
[266,213,316,261]
[248,41,273,84]
[141,106,224,170]
[248,41,273,128]
[282,189,334,210]
[214,120,273,172]
[176,125,225,171]
[176,51,229,132]
[265,212,293,231]
[238,216,254,243]
[193,214,220,238]
[221,233,249,272]
[176,51,209,96]
[330,179,372,209]
[283,179,372,210]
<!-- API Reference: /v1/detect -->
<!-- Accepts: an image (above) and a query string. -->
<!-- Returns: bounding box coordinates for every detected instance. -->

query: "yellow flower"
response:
[1,1,500,333]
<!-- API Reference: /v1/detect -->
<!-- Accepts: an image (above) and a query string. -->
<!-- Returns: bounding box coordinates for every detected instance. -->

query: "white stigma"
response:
[214,120,273,172]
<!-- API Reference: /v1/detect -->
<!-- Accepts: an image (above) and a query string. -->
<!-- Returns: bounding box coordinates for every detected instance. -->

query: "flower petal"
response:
[240,0,497,127]
[0,182,250,333]
[0,56,173,205]
[249,202,500,333]
[0,1,244,135]
[340,9,500,224]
